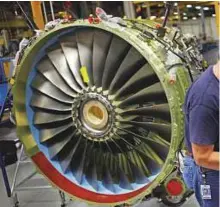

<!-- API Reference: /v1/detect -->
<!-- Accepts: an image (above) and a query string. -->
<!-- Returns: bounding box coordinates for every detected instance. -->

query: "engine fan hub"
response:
[82,100,108,130]
[73,92,116,140]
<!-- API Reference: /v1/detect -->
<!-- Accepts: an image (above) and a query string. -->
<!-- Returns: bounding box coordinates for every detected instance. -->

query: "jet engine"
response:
[13,18,204,206]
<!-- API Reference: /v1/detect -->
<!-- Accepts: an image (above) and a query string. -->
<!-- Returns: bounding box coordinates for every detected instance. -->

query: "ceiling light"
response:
[203,7,209,11]
[183,16,188,20]
[198,13,201,16]
[150,16,156,20]
[174,12,178,15]
[192,17,197,20]
[174,2,178,6]
[195,6,201,10]
[183,12,187,16]
[186,5,192,8]
[212,14,216,17]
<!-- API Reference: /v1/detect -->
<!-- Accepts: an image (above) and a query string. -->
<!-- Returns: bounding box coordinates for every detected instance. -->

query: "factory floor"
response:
[0,122,199,207]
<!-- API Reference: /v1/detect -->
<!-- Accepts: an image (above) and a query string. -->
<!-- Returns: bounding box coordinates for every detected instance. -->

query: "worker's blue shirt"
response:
[184,66,219,153]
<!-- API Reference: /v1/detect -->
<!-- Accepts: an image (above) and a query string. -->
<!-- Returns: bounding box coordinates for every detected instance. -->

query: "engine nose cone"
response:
[82,100,109,131]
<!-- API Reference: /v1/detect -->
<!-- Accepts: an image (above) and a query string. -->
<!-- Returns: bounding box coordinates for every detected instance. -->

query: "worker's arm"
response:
[192,143,219,171]
[189,104,219,171]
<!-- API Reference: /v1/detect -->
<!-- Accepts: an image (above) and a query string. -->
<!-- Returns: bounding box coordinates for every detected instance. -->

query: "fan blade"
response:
[33,111,72,126]
[130,150,151,177]
[60,135,82,173]
[31,92,72,112]
[118,167,133,190]
[137,148,161,175]
[31,73,73,104]
[102,35,130,90]
[147,141,169,161]
[86,152,98,191]
[92,30,112,87]
[103,159,115,192]
[121,121,171,142]
[129,150,150,177]
[37,58,76,97]
[59,35,85,89]
[113,135,143,186]
[75,140,88,184]
[148,133,171,147]
[76,29,94,86]
[47,46,81,93]
[136,143,164,175]
[48,130,76,159]
[141,143,164,165]
[116,133,162,175]
[128,161,149,184]
[121,104,171,122]
[115,63,158,99]
[116,127,170,147]
[96,148,105,181]
[119,82,167,108]
[119,153,133,182]
[109,47,146,93]
[39,123,74,143]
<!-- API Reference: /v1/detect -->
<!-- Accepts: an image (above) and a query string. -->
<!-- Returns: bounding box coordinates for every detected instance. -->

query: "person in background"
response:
[182,60,219,207]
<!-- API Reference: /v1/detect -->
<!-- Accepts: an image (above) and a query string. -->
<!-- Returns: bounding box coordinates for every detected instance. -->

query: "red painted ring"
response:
[32,152,151,204]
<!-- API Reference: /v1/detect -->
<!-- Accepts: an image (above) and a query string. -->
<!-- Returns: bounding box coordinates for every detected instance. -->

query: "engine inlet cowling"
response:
[13,21,191,205]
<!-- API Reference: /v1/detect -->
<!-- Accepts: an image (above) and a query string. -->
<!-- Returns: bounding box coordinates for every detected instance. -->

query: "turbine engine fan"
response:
[13,21,191,206]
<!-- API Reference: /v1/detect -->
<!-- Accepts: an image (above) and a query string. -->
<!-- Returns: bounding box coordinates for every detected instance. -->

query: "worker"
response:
[182,60,219,207]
